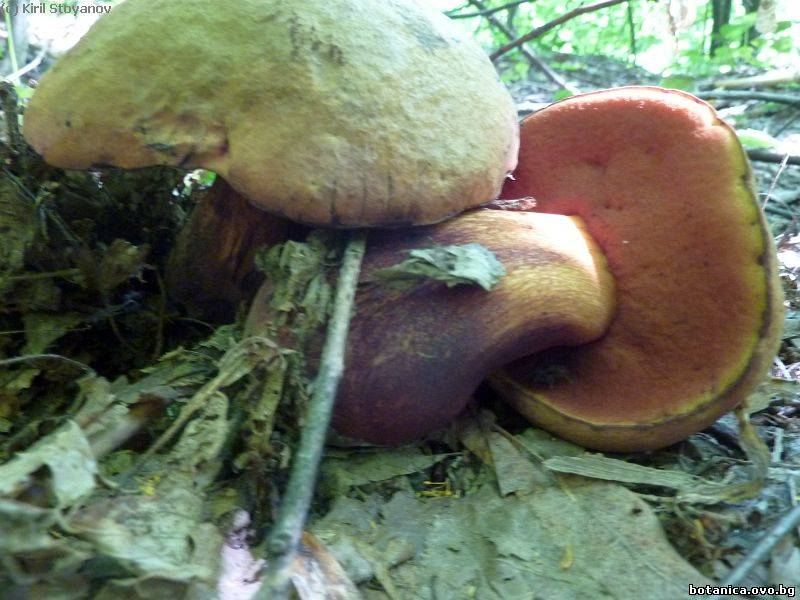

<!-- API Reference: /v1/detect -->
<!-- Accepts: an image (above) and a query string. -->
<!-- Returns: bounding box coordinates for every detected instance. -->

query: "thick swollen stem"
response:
[166,178,291,321]
[248,209,615,445]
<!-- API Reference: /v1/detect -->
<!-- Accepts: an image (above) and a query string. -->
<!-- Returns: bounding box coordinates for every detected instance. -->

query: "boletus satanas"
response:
[22,0,518,227]
[21,0,519,318]
[307,87,782,452]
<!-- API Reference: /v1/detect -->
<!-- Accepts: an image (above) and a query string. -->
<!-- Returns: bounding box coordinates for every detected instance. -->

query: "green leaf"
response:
[659,74,696,91]
[736,128,781,150]
[372,243,506,291]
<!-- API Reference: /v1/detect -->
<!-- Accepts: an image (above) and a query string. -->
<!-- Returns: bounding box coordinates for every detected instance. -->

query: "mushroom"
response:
[165,179,295,322]
[22,0,518,228]
[247,209,616,443]
[492,87,784,451]
[307,87,782,451]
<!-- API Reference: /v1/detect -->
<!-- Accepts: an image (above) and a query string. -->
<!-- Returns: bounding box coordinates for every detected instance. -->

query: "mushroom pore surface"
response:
[495,87,783,451]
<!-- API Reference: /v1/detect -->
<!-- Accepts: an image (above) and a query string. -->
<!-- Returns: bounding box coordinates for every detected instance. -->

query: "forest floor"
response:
[1,53,799,598]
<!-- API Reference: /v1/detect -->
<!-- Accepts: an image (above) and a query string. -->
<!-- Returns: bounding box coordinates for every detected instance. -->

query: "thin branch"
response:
[761,153,790,211]
[3,46,45,83]
[626,1,637,64]
[747,149,800,166]
[3,268,82,282]
[716,503,800,590]
[697,90,800,106]
[0,80,24,158]
[448,0,533,19]
[469,0,578,93]
[258,230,368,599]
[0,353,94,374]
[88,400,165,458]
[490,0,629,61]
[711,69,800,90]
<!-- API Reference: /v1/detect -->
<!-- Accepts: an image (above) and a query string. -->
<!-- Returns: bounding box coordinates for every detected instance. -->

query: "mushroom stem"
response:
[248,209,615,445]
[166,178,291,321]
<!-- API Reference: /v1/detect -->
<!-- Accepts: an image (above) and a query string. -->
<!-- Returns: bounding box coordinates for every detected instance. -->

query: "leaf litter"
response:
[0,82,800,599]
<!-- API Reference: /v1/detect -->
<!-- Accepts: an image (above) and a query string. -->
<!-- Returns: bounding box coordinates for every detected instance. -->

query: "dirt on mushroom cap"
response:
[22,0,518,228]
[495,86,783,452]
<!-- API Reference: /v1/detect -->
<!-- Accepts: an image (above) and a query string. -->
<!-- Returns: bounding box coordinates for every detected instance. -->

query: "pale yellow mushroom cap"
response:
[23,0,519,227]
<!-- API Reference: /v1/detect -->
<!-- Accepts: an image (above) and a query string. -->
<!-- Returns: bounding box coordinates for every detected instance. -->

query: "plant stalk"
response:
[258,229,367,599]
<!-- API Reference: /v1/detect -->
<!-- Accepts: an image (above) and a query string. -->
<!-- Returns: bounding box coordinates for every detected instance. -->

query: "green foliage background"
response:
[435,0,800,89]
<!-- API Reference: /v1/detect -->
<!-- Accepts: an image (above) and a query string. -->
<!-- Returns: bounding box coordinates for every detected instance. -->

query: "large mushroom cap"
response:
[23,0,518,227]
[495,86,783,452]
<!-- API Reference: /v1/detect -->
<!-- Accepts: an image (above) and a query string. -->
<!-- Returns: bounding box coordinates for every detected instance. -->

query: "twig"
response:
[258,230,367,599]
[88,400,165,459]
[151,269,167,360]
[3,268,82,282]
[761,153,790,211]
[747,149,800,166]
[133,336,279,468]
[2,5,20,75]
[3,47,45,83]
[448,0,533,19]
[626,1,637,64]
[697,90,800,106]
[468,0,578,94]
[714,503,800,590]
[710,69,800,90]
[490,0,628,61]
[0,353,94,374]
[0,80,25,158]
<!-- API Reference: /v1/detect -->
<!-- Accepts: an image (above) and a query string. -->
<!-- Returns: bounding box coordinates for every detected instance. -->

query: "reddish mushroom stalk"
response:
[167,178,294,321]
[247,210,615,444]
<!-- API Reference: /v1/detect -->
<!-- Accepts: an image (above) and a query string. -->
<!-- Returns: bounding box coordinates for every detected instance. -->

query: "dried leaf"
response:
[756,0,777,34]
[0,175,36,282]
[372,243,506,291]
[320,446,450,496]
[0,420,96,506]
[71,239,148,293]
[290,532,362,600]
[313,479,715,599]
[746,378,798,415]
[22,311,85,354]
[514,427,585,460]
[544,453,700,489]
[484,429,545,496]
